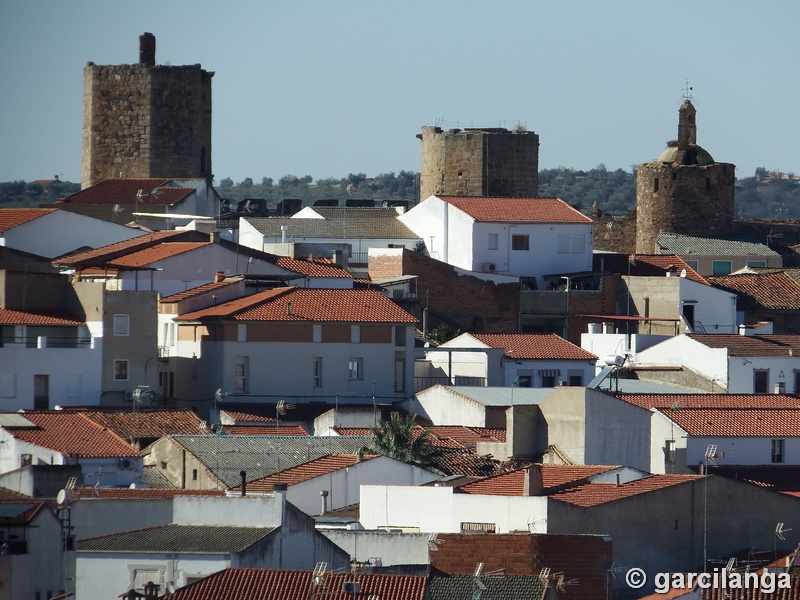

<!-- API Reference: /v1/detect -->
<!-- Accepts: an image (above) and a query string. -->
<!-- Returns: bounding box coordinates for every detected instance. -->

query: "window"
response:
[192,469,198,481]
[113,360,129,381]
[113,314,130,336]
[557,234,585,254]
[516,375,532,388]
[235,356,249,393]
[313,357,323,388]
[754,369,769,394]
[395,326,406,346]
[313,324,323,343]
[488,233,499,250]
[746,261,766,267]
[348,358,363,380]
[237,324,247,343]
[665,439,676,464]
[795,370,800,394]
[541,374,556,387]
[394,352,405,392]
[568,369,583,386]
[712,260,732,276]
[686,260,698,270]
[772,439,785,464]
[511,234,530,251]
[351,325,361,344]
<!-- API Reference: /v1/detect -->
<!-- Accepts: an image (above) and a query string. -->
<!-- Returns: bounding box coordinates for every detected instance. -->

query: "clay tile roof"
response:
[0,500,46,525]
[688,333,800,357]
[711,270,800,310]
[1,412,139,458]
[0,308,83,325]
[593,253,709,285]
[229,454,376,493]
[656,407,800,436]
[160,278,243,303]
[458,465,619,496]
[438,196,592,224]
[0,208,56,233]
[108,242,208,267]
[424,426,505,446]
[70,487,226,500]
[175,287,417,323]
[162,567,427,600]
[549,474,702,507]
[274,256,352,278]
[617,393,800,410]
[467,332,598,360]
[76,524,277,553]
[61,179,192,206]
[76,408,205,441]
[53,229,196,267]
[222,425,309,436]
[219,409,276,423]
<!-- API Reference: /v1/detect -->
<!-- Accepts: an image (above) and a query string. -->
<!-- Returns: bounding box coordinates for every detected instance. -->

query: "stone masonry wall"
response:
[82,62,212,188]
[635,161,735,253]
[419,127,539,201]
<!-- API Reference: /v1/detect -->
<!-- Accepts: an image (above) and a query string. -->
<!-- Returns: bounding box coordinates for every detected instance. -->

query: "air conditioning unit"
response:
[119,458,135,470]
[342,582,360,594]
[482,263,497,273]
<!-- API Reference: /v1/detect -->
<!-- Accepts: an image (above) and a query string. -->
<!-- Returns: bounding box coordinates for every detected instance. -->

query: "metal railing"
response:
[414,376,487,391]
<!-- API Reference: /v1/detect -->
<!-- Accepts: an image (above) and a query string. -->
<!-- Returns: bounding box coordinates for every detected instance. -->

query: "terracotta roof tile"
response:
[70,487,226,499]
[160,279,243,303]
[53,229,195,267]
[657,407,800,436]
[593,252,709,285]
[229,454,376,493]
[274,256,352,278]
[75,408,205,441]
[439,196,592,223]
[425,426,506,445]
[617,393,800,410]
[0,500,46,525]
[2,412,139,458]
[0,308,83,325]
[458,465,619,496]
[162,567,427,600]
[549,474,702,507]
[219,409,276,423]
[708,269,800,310]
[466,333,597,360]
[77,524,277,553]
[61,179,192,206]
[175,287,417,323]
[0,208,56,233]
[222,425,309,436]
[688,333,800,357]
[108,242,208,267]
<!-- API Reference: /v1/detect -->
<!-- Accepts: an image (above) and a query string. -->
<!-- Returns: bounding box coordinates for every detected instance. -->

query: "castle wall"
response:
[82,61,212,188]
[418,126,539,200]
[635,161,735,253]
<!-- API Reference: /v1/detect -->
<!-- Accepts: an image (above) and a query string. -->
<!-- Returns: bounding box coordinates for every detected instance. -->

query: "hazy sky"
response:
[1,1,797,185]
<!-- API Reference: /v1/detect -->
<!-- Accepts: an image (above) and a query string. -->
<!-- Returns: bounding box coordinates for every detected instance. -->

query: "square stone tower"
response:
[81,33,214,189]
[418,126,539,201]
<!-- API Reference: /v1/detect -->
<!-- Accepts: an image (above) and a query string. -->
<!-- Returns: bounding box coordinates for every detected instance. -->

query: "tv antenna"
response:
[276,400,295,433]
[527,517,548,533]
[682,79,694,101]
[775,522,792,542]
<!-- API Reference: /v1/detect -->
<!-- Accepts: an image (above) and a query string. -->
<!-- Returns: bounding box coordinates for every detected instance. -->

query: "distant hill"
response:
[2,167,797,220]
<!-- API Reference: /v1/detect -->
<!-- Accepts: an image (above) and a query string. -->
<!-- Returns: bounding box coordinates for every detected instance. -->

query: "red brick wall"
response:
[430,532,612,600]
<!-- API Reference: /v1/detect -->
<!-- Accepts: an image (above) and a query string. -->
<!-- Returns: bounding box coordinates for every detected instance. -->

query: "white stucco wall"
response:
[405,386,489,427]
[173,495,285,527]
[285,457,440,516]
[359,485,548,533]
[686,436,800,467]
[5,508,64,600]
[633,335,730,389]
[2,210,141,258]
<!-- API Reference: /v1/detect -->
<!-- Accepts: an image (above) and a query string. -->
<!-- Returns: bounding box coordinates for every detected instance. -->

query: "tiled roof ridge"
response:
[52,229,190,266]
[76,412,140,449]
[0,207,57,233]
[550,473,703,508]
[178,287,295,320]
[107,241,209,268]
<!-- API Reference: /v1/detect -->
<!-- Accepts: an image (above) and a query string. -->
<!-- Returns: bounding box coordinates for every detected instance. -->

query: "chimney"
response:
[286,301,292,316]
[281,224,288,243]
[523,465,543,496]
[616,473,621,487]
[210,231,220,244]
[240,470,247,496]
[139,32,156,66]
[320,489,329,515]
[356,450,364,463]
[215,271,225,283]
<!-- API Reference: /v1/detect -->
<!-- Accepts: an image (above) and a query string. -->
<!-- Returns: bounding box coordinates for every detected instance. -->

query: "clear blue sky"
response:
[1,1,797,185]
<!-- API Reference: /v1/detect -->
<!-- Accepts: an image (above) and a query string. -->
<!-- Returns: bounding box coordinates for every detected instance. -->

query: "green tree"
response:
[428,323,461,345]
[367,412,437,467]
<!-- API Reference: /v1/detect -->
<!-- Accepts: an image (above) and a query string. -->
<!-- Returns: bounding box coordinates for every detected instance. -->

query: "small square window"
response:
[712,260,732,276]
[113,314,130,336]
[488,233,499,251]
[511,234,530,251]
[113,360,129,381]
[348,358,363,380]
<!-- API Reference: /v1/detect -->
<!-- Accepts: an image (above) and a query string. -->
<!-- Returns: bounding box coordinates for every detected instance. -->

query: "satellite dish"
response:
[56,489,68,507]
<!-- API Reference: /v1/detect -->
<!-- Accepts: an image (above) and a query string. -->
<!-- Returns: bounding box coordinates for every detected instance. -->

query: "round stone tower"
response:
[635,100,736,253]
[418,126,539,201]
[81,33,214,189]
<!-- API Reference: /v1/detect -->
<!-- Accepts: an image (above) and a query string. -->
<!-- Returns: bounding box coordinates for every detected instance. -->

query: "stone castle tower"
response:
[81,33,214,189]
[418,126,539,200]
[635,100,736,253]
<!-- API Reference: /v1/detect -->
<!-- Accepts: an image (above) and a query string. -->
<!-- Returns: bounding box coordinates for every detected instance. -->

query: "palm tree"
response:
[368,412,437,468]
